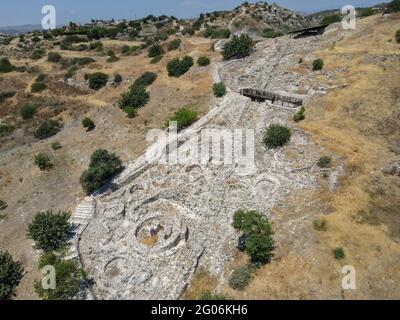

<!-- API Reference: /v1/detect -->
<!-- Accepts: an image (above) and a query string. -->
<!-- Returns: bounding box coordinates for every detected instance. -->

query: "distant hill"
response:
[0,24,43,35]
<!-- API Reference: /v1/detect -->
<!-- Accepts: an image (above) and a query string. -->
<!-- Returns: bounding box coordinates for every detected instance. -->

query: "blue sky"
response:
[0,0,387,27]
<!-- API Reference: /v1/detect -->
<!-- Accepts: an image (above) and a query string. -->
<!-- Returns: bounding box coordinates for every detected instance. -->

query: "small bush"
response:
[168,39,181,51]
[222,34,253,60]
[150,55,163,64]
[0,57,14,73]
[0,251,24,300]
[51,141,62,150]
[198,291,232,300]
[34,153,53,171]
[0,123,15,138]
[165,107,198,130]
[87,72,108,90]
[114,73,123,84]
[293,107,305,122]
[121,45,131,54]
[31,82,47,93]
[26,211,71,252]
[197,56,210,66]
[263,124,291,149]
[321,14,341,25]
[0,91,16,103]
[119,84,150,110]
[313,219,328,232]
[82,117,95,131]
[106,53,119,63]
[213,82,226,97]
[359,8,374,17]
[333,247,345,260]
[123,106,137,118]
[313,58,324,71]
[229,266,252,290]
[47,52,62,63]
[0,200,7,211]
[148,44,165,58]
[396,30,400,44]
[80,149,122,194]
[262,29,283,38]
[34,120,61,139]
[31,49,45,60]
[318,156,332,168]
[35,73,46,82]
[134,72,157,87]
[166,56,193,77]
[35,252,85,300]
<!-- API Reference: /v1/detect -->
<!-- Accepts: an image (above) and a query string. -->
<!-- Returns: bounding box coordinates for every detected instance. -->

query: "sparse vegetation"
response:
[0,58,14,73]
[165,107,198,130]
[86,72,108,90]
[262,28,283,38]
[150,55,163,64]
[148,44,165,57]
[80,149,123,194]
[263,124,291,149]
[35,252,85,300]
[359,8,374,17]
[396,30,400,43]
[313,219,328,232]
[198,291,232,300]
[0,251,24,300]
[134,72,157,87]
[47,52,62,63]
[0,123,16,138]
[213,82,226,97]
[34,120,61,140]
[31,48,45,60]
[0,91,16,103]
[31,82,47,93]
[0,200,7,211]
[321,14,341,25]
[318,156,332,168]
[387,0,400,12]
[333,247,346,260]
[168,38,181,51]
[51,141,62,150]
[293,107,305,122]
[114,73,123,84]
[222,34,253,60]
[34,153,53,171]
[119,84,150,114]
[229,266,252,290]
[82,117,96,131]
[26,211,71,252]
[204,27,230,39]
[166,56,193,77]
[197,56,210,66]
[313,58,324,71]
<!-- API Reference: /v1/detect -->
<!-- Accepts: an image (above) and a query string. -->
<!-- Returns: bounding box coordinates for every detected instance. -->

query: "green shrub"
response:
[34,153,53,171]
[165,107,198,130]
[31,49,45,60]
[31,82,47,93]
[321,14,341,25]
[114,73,123,84]
[82,117,95,131]
[233,209,274,264]
[0,251,24,300]
[197,56,210,66]
[106,53,119,63]
[213,82,226,97]
[293,107,305,122]
[121,45,130,54]
[35,73,46,82]
[396,30,400,44]
[263,124,291,149]
[229,266,252,290]
[313,219,328,232]
[318,156,332,168]
[134,72,157,87]
[359,8,374,17]
[0,200,7,211]
[0,57,14,73]
[119,84,150,110]
[123,106,137,118]
[87,72,108,90]
[47,52,62,63]
[168,39,181,51]
[80,149,123,194]
[198,291,232,300]
[0,91,16,103]
[166,56,193,77]
[35,252,85,300]
[26,211,71,252]
[0,123,15,138]
[222,34,253,60]
[148,44,165,57]
[51,141,62,150]
[150,55,163,64]
[333,247,345,260]
[89,41,103,51]
[70,57,95,66]
[34,120,61,139]
[262,29,283,38]
[204,27,230,39]
[313,58,324,71]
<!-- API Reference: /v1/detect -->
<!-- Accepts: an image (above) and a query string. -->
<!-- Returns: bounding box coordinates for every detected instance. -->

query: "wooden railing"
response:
[240,88,303,108]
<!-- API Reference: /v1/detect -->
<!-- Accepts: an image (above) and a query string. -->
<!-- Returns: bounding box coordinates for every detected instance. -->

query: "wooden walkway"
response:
[240,88,303,108]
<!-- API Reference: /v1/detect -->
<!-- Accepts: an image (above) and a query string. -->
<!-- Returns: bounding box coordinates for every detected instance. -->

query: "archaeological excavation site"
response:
[1,1,400,304]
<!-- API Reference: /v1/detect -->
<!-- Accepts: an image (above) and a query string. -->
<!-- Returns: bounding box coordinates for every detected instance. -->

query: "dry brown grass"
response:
[182,268,219,300]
